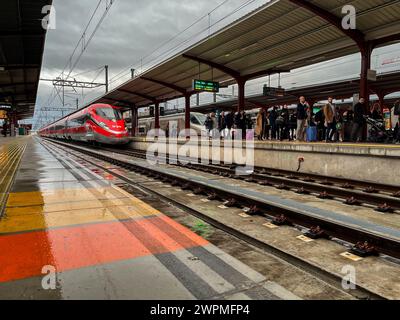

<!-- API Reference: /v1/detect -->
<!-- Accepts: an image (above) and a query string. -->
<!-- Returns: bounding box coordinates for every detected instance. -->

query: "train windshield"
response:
[96,108,122,121]
[192,113,207,126]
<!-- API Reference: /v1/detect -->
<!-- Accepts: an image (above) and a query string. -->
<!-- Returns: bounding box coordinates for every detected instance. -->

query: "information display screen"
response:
[192,79,220,93]
[263,86,285,97]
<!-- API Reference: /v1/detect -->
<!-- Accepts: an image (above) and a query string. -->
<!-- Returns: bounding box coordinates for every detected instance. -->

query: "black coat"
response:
[297,103,307,120]
[353,103,366,124]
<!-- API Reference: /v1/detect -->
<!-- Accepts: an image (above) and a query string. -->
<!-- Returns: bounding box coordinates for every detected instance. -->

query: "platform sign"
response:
[263,86,285,97]
[192,79,219,93]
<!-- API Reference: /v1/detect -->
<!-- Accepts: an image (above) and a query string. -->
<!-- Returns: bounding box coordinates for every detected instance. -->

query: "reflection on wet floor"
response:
[0,137,285,300]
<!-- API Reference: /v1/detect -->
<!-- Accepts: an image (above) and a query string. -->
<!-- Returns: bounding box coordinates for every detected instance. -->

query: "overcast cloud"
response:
[32,0,400,128]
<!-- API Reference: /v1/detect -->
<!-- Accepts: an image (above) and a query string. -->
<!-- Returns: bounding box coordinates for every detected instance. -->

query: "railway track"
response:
[100,146,400,213]
[42,138,400,261]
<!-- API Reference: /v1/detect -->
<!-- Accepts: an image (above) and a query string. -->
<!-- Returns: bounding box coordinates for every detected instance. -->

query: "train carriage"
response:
[39,103,129,145]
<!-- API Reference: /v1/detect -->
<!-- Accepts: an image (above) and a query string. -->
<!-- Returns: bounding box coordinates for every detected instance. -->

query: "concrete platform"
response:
[130,138,400,186]
[0,137,296,300]
[63,143,400,299]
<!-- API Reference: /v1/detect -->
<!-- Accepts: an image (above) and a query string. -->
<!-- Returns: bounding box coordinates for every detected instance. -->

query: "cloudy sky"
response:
[32,0,400,128]
[33,0,270,127]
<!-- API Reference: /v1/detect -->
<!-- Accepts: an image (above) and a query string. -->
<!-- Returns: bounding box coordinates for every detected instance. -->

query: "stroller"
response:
[364,116,393,143]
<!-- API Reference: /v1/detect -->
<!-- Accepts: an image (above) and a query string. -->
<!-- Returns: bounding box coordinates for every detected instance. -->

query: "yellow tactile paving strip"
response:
[0,138,28,215]
[2,186,161,234]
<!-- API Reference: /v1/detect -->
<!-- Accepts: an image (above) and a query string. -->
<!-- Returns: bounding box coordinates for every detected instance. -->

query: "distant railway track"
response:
[97,146,400,213]
[42,138,400,261]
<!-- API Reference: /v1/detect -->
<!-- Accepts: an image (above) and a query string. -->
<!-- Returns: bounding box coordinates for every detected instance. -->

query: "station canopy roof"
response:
[92,0,400,110]
[0,0,52,120]
[190,71,400,113]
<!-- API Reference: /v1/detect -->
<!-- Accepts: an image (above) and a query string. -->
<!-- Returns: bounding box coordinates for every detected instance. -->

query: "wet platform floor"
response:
[0,137,294,300]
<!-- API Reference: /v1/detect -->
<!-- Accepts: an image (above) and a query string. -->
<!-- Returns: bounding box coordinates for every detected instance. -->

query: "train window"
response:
[190,115,200,125]
[96,108,122,121]
[194,113,207,126]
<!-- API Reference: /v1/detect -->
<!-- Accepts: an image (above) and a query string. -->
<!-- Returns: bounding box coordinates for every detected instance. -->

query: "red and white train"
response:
[39,103,130,145]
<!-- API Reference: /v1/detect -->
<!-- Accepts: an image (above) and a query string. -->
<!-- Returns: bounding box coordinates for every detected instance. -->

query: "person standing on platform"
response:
[276,106,289,141]
[392,100,400,144]
[370,103,383,120]
[314,107,325,141]
[351,97,367,142]
[225,110,234,140]
[269,106,278,140]
[2,120,8,137]
[324,97,336,142]
[296,96,309,142]
[211,112,218,139]
[335,107,344,142]
[288,111,297,141]
[255,109,264,140]
[264,111,271,140]
[204,113,213,138]
[219,111,227,139]
[235,110,246,140]
[261,108,267,140]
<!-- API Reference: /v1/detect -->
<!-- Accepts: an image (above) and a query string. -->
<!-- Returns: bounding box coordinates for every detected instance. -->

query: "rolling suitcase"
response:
[306,126,317,142]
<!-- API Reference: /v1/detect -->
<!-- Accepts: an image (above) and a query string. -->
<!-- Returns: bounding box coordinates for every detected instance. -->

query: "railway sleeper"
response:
[344,197,361,206]
[272,214,293,227]
[375,203,395,214]
[350,241,379,258]
[305,226,331,240]
[317,191,333,200]
[295,187,311,195]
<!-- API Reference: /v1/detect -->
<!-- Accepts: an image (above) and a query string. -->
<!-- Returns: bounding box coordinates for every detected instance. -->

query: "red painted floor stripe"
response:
[0,216,208,283]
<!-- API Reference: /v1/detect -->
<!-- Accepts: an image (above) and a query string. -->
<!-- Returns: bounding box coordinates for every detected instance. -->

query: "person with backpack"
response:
[276,106,289,141]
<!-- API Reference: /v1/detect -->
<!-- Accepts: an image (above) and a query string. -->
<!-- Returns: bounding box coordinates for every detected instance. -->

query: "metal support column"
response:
[105,65,109,93]
[185,94,191,130]
[360,44,372,108]
[237,79,246,112]
[155,102,160,129]
[131,107,137,137]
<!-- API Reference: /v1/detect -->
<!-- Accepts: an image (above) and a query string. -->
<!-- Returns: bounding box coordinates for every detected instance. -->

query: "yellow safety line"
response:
[0,142,27,217]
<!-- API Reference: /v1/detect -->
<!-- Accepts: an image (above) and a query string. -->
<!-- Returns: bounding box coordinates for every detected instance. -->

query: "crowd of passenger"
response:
[203,96,400,144]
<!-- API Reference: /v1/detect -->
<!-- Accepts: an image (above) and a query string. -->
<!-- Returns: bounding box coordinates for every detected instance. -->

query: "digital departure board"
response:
[263,86,285,97]
[192,79,220,93]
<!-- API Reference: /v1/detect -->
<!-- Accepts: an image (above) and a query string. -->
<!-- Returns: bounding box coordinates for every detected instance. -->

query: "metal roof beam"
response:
[117,88,157,103]
[372,33,400,48]
[103,97,134,106]
[242,69,291,81]
[0,82,36,88]
[140,77,189,95]
[182,54,241,79]
[288,0,365,49]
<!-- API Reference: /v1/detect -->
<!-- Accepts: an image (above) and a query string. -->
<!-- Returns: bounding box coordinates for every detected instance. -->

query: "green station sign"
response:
[192,79,220,93]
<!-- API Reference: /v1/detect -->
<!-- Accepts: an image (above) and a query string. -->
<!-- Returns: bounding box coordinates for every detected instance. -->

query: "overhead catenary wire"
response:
[34,0,115,129]
[109,0,261,86]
